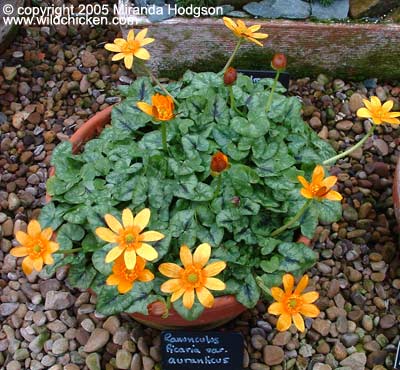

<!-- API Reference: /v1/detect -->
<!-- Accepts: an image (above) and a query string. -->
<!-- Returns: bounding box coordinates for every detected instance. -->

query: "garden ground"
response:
[0,19,399,370]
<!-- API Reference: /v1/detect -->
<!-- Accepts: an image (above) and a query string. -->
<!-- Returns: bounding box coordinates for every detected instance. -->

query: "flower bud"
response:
[210,152,229,176]
[223,67,237,85]
[271,53,287,72]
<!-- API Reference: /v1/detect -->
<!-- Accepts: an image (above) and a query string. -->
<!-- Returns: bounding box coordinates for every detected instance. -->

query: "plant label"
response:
[161,330,244,370]
[395,340,400,369]
[238,69,290,89]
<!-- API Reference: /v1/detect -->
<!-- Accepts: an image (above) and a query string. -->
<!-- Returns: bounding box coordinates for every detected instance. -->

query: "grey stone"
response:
[243,0,310,19]
[85,353,101,370]
[311,0,349,19]
[44,291,75,310]
[147,5,175,22]
[0,303,19,316]
[83,328,110,352]
[52,338,69,355]
[340,352,367,370]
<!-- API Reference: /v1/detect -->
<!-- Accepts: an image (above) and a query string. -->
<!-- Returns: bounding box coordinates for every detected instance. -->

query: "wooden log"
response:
[127,18,400,80]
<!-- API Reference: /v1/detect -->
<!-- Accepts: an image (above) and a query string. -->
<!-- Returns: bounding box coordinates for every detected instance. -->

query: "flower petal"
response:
[251,32,269,39]
[321,176,337,189]
[141,231,164,242]
[33,258,43,272]
[114,38,127,47]
[15,231,29,246]
[312,165,324,184]
[203,261,226,277]
[357,107,372,118]
[140,38,155,47]
[370,96,381,109]
[122,209,134,228]
[106,274,120,286]
[299,303,320,318]
[248,24,261,32]
[22,256,34,275]
[105,246,124,263]
[124,54,133,69]
[159,263,182,278]
[124,249,137,270]
[301,291,319,304]
[297,176,309,189]
[271,287,284,302]
[388,111,400,118]
[183,289,195,309]
[133,208,150,232]
[382,100,393,112]
[180,245,193,267]
[49,242,59,253]
[193,243,211,267]
[268,302,284,315]
[135,28,148,41]
[223,17,237,32]
[42,227,53,240]
[171,288,185,302]
[127,29,135,42]
[300,188,313,199]
[247,37,263,47]
[105,214,123,233]
[105,43,122,52]
[118,280,133,294]
[96,227,117,243]
[138,269,154,282]
[294,275,309,295]
[383,117,400,124]
[134,48,150,60]
[137,102,154,116]
[43,253,54,265]
[205,277,225,291]
[282,274,294,294]
[10,246,28,257]
[137,243,158,261]
[362,98,372,111]
[276,313,292,331]
[161,278,182,293]
[323,190,342,201]
[112,53,125,61]
[196,287,214,308]
[292,313,305,332]
[28,220,41,236]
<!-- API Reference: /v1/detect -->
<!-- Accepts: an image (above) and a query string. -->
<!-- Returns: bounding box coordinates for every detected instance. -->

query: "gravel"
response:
[0,7,399,370]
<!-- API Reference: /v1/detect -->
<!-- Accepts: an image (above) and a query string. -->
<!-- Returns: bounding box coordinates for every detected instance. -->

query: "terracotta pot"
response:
[394,156,400,225]
[48,106,311,329]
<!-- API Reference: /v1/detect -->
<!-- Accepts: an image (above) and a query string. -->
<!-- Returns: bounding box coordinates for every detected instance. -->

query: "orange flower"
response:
[210,151,229,176]
[268,274,320,332]
[137,94,175,121]
[104,29,154,69]
[159,244,226,309]
[223,17,268,47]
[106,255,154,294]
[357,96,400,125]
[297,165,342,201]
[95,208,164,270]
[10,220,59,275]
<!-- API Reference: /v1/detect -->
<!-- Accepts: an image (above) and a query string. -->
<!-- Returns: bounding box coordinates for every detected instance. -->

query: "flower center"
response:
[33,244,41,253]
[187,273,198,283]
[125,234,135,243]
[29,238,46,258]
[285,295,302,314]
[123,268,138,281]
[123,40,140,54]
[118,227,141,250]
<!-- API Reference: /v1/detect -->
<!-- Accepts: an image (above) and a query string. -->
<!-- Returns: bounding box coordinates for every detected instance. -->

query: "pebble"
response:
[340,352,367,370]
[263,345,284,366]
[116,349,132,369]
[52,338,69,355]
[44,291,75,310]
[83,328,110,352]
[85,353,101,370]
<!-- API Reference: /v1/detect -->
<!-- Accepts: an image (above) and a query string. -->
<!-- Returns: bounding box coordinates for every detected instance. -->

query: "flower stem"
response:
[270,199,312,237]
[54,248,82,255]
[161,120,168,152]
[222,38,242,73]
[143,65,179,106]
[265,70,280,113]
[256,276,272,296]
[229,85,244,116]
[322,125,375,166]
[213,175,223,199]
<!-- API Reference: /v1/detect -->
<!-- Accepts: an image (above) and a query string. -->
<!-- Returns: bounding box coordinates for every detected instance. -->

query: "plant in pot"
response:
[9,17,400,330]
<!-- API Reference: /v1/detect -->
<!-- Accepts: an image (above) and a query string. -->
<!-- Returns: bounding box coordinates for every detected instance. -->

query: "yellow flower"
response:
[268,274,320,332]
[297,165,342,201]
[106,255,154,294]
[10,220,59,275]
[223,17,268,47]
[104,29,154,69]
[159,243,226,309]
[357,96,400,125]
[137,93,175,121]
[95,208,164,270]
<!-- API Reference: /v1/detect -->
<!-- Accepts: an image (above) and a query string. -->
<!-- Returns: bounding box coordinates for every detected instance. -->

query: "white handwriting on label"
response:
[166,344,201,354]
[164,333,220,345]
[168,356,230,365]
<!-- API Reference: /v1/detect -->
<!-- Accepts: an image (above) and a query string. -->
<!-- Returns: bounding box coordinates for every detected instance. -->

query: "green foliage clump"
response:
[41,71,341,320]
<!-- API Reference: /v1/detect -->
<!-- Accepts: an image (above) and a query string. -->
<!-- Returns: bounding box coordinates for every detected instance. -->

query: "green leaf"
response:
[68,264,97,289]
[92,249,112,276]
[82,233,101,252]
[236,274,260,308]
[172,297,205,321]
[260,255,280,273]
[56,223,85,250]
[278,242,317,272]
[231,116,269,138]
[39,203,69,230]
[96,286,132,315]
